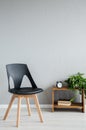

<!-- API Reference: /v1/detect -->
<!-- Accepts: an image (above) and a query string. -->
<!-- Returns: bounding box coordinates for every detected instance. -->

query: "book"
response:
[58,100,71,106]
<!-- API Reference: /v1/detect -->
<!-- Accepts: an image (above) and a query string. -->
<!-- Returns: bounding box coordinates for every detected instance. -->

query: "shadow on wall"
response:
[44,86,53,104]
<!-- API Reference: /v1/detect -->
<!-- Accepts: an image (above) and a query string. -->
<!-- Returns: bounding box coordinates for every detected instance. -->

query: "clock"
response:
[56,81,63,88]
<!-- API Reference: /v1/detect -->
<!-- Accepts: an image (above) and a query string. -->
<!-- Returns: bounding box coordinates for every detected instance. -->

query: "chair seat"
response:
[9,87,43,95]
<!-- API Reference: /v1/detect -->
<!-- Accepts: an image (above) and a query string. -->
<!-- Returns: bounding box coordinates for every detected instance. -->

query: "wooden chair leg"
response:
[16,97,21,127]
[34,95,43,122]
[3,95,15,120]
[26,98,31,116]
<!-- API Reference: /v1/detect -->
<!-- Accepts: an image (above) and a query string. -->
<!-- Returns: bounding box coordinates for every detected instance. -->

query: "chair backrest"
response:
[6,63,37,90]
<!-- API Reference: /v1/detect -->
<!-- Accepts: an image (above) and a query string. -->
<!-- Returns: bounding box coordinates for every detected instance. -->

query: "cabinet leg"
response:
[82,108,85,113]
[82,89,85,113]
[52,105,54,112]
[52,90,54,112]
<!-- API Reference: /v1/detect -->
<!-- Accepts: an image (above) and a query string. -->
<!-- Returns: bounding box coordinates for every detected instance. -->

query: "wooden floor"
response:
[0,107,86,130]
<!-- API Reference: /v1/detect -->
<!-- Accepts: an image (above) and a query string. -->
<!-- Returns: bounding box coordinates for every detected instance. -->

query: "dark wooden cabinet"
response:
[52,86,85,112]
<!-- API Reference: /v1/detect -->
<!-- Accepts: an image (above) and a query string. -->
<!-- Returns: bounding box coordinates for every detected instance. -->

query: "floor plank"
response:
[0,107,86,130]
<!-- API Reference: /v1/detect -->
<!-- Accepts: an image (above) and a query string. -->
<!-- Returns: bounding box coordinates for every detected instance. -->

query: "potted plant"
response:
[65,72,86,100]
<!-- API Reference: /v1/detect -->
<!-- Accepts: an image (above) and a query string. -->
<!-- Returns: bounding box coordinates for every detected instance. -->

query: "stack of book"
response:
[58,100,71,106]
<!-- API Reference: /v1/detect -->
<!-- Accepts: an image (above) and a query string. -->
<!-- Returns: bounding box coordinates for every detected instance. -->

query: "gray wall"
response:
[0,0,86,104]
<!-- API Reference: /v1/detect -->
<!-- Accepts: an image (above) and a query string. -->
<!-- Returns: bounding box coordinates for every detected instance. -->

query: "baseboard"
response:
[0,104,86,109]
[0,104,52,109]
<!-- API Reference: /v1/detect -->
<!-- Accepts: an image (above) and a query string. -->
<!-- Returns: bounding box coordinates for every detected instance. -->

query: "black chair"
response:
[3,63,43,127]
